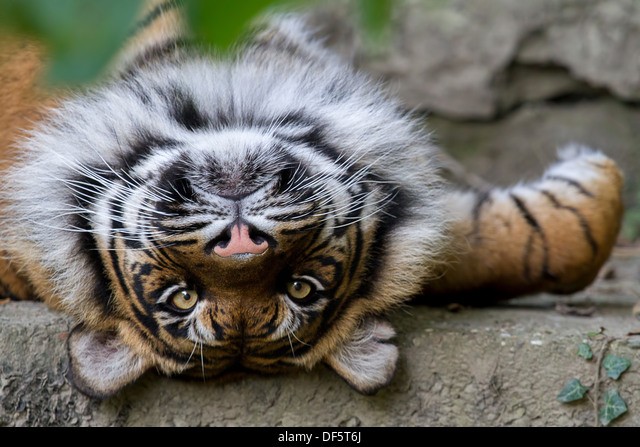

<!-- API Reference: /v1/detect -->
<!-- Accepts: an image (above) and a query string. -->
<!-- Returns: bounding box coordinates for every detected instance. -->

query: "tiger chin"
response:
[0,1,623,399]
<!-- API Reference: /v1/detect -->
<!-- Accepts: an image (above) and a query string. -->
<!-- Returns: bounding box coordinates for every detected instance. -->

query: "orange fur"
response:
[0,34,625,306]
[0,5,626,396]
[0,36,58,301]
[427,155,624,299]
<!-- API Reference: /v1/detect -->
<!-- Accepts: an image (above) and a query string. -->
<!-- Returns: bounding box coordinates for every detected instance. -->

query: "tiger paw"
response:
[324,318,398,395]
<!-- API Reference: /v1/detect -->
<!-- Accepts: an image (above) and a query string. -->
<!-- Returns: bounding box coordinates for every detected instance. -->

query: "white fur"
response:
[1,16,446,327]
[1,15,450,395]
[324,318,398,394]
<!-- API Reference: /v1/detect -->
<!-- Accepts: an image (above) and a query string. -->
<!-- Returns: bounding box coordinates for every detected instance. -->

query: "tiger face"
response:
[1,1,625,401]
[45,49,433,396]
[67,123,388,394]
[3,13,446,398]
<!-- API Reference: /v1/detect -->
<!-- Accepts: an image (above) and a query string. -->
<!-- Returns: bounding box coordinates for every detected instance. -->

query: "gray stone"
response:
[2,0,640,429]
[314,0,640,119]
[310,0,640,231]
[427,99,640,212]
[1,253,639,426]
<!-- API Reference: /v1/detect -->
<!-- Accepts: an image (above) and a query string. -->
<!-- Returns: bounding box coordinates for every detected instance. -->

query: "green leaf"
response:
[599,389,627,426]
[185,0,276,52]
[358,0,392,38]
[603,354,631,380]
[0,0,142,85]
[556,378,589,403]
[577,342,593,360]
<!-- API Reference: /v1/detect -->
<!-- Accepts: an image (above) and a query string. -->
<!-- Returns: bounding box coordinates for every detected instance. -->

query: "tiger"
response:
[0,0,624,398]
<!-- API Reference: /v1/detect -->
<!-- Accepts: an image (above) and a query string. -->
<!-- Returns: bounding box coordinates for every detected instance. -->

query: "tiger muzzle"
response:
[213,221,271,258]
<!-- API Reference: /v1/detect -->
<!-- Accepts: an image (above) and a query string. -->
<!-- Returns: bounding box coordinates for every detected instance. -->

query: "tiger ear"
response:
[66,325,151,399]
[324,318,399,395]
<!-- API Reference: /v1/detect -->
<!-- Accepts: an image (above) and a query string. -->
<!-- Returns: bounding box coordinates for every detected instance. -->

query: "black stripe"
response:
[348,222,364,281]
[66,194,115,313]
[156,159,197,209]
[270,209,318,223]
[277,123,360,177]
[107,199,133,299]
[81,235,115,314]
[259,304,281,336]
[510,193,557,282]
[318,289,348,333]
[64,164,139,313]
[120,37,191,77]
[130,300,160,338]
[510,194,542,231]
[132,0,183,34]
[107,243,132,297]
[538,189,599,256]
[148,238,182,270]
[162,238,199,247]
[156,220,210,235]
[129,321,192,364]
[131,263,160,336]
[546,175,594,197]
[65,172,112,209]
[168,86,208,132]
[121,132,180,173]
[332,186,368,238]
[354,185,407,299]
[311,186,405,342]
[470,190,492,240]
[140,247,168,270]
[239,111,309,132]
[472,190,492,222]
[209,307,225,340]
[162,320,190,339]
[298,227,328,253]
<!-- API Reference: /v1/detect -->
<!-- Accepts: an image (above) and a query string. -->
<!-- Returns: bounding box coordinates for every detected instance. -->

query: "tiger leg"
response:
[0,38,51,303]
[0,257,34,301]
[426,145,624,300]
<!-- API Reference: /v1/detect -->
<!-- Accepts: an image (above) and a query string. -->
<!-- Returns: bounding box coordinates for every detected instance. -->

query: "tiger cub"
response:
[0,1,623,397]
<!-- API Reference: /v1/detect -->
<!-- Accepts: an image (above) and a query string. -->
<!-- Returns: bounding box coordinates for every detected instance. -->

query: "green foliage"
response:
[0,0,142,84]
[560,340,633,426]
[602,354,631,380]
[577,342,593,360]
[599,389,628,426]
[357,0,391,44]
[556,378,589,403]
[0,0,393,86]
[184,0,295,52]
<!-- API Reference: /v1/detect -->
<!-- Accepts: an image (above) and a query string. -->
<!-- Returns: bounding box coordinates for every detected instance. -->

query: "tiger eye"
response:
[286,280,314,300]
[170,289,199,311]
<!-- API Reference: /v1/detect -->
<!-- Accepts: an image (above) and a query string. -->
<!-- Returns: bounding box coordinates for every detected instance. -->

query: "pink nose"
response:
[213,222,269,257]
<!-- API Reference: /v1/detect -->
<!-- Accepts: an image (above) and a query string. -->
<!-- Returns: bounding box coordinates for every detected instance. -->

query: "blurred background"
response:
[1,0,639,240]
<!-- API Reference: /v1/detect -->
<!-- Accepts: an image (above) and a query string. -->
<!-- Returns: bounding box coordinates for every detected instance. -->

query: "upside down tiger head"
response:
[1,1,623,399]
[2,9,446,398]
[66,117,400,397]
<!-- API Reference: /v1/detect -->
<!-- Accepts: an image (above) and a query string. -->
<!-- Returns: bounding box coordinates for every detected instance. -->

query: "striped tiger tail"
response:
[427,144,624,300]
